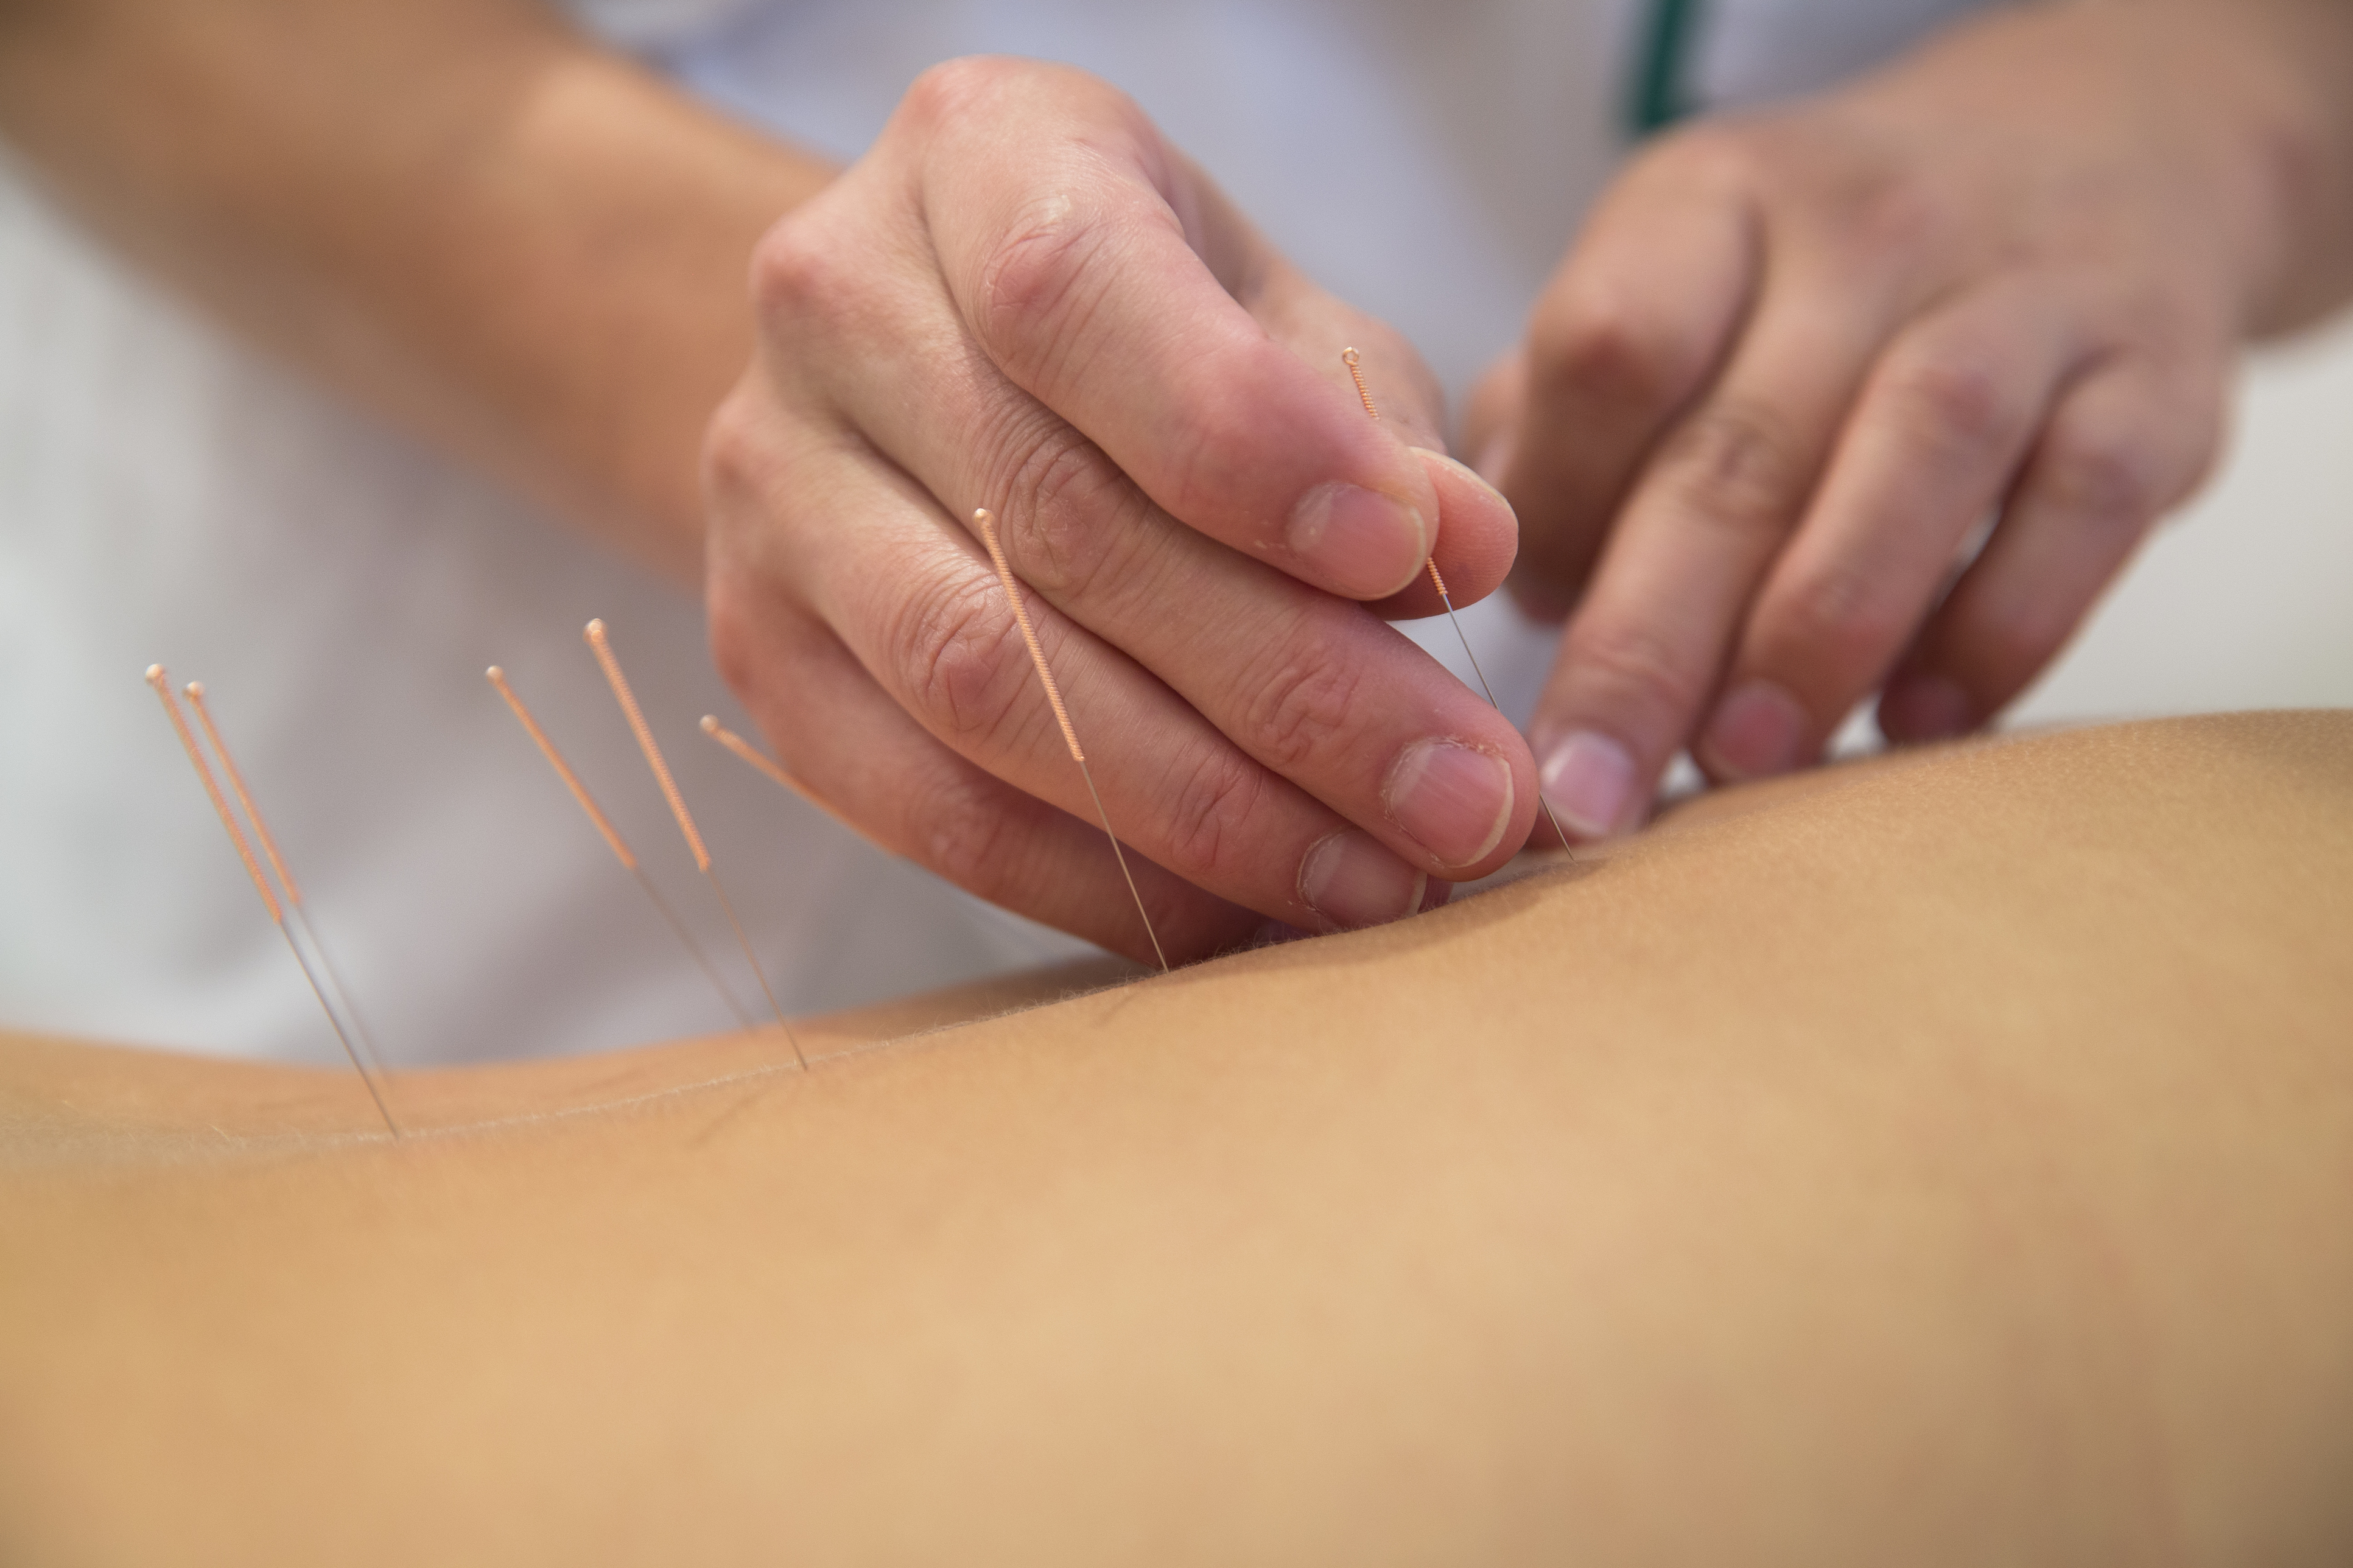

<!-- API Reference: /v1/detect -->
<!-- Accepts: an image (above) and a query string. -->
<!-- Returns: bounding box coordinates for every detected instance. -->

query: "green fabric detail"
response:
[1626,0,1707,138]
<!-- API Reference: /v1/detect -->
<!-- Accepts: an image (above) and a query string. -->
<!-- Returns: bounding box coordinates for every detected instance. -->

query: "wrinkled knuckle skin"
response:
[1236,639,1365,775]
[2039,425,2165,530]
[1882,352,2019,458]
[982,416,1152,600]
[746,212,859,344]
[1156,737,1269,889]
[1528,292,1699,418]
[1659,401,1811,540]
[1775,564,1912,684]
[1828,174,1951,273]
[1564,617,1708,724]
[891,572,1039,755]
[973,197,1115,380]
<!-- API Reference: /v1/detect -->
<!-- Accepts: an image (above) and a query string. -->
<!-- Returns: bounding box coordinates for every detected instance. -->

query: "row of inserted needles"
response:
[152,355,1560,1132]
[149,620,815,1141]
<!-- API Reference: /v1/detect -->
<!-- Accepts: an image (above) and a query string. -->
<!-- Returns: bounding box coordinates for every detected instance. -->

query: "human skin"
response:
[1465,0,2353,840]
[7,3,2352,961]
[3,713,2349,1564]
[0,6,1526,965]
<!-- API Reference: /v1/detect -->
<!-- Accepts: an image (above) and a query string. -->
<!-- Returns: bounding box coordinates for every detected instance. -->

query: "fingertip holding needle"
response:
[581,621,806,1069]
[147,665,400,1138]
[972,508,1169,973]
[1339,348,1574,859]
[487,664,755,1035]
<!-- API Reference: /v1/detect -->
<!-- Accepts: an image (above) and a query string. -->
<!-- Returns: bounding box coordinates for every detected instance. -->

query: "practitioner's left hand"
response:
[1466,0,2353,840]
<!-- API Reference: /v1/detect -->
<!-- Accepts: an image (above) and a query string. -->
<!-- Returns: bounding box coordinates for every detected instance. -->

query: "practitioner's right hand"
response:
[703,57,1535,965]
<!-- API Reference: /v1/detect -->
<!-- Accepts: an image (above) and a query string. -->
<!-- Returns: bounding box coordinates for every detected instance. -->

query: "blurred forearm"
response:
[0,0,833,581]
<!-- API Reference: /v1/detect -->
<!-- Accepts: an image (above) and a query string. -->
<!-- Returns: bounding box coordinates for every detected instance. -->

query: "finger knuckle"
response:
[1657,400,1812,539]
[1563,616,1709,720]
[899,55,1019,129]
[973,190,1118,374]
[891,570,1038,754]
[1880,349,2020,457]
[1774,563,1910,677]
[1234,633,1366,774]
[980,412,1156,600]
[699,380,782,516]
[747,213,850,331]
[2036,423,2167,527]
[1829,174,1950,271]
[1155,737,1271,886]
[1527,290,1703,414]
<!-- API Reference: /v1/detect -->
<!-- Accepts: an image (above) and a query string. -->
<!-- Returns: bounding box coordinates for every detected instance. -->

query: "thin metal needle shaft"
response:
[487,666,754,1032]
[973,508,1169,973]
[1076,757,1166,972]
[1342,347,1574,857]
[580,625,807,1069]
[277,923,401,1136]
[184,680,395,1084]
[633,864,756,1032]
[147,665,399,1137]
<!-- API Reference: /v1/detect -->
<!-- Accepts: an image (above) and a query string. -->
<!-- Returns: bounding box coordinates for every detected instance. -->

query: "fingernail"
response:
[1288,483,1429,599]
[1538,729,1636,840]
[1700,679,1809,780]
[1298,830,1428,931]
[1383,738,1513,870]
[1474,430,1515,489]
[1880,673,1974,743]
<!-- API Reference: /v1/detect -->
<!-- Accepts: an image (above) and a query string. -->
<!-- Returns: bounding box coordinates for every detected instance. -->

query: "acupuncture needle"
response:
[582,620,807,1069]
[182,679,393,1087]
[1342,347,1573,855]
[486,665,755,1034]
[146,665,400,1137]
[972,506,1169,973]
[697,715,860,837]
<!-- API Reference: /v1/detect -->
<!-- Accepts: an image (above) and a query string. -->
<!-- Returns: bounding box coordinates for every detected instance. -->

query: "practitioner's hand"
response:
[1467,0,2335,841]
[704,57,1531,963]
